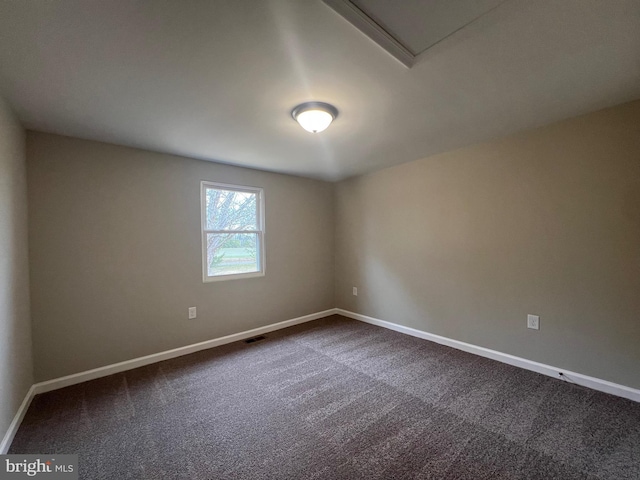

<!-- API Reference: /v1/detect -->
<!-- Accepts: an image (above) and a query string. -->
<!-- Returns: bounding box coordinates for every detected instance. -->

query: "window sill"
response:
[203,271,265,283]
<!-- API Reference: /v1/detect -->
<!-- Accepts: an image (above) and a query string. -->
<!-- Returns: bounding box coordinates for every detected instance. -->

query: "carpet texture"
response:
[10,315,640,479]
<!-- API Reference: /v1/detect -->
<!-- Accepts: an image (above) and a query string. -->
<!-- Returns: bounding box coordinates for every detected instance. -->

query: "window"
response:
[201,181,264,282]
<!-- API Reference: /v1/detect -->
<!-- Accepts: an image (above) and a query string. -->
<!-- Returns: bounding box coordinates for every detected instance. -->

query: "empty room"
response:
[1,1,639,478]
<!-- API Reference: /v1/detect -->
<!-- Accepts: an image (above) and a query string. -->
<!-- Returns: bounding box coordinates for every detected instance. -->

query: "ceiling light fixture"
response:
[291,102,338,133]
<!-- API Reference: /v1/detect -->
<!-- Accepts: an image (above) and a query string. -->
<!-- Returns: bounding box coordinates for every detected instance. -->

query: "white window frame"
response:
[201,181,265,282]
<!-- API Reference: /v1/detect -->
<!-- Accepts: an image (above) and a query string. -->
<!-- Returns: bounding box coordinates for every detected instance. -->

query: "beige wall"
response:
[25,100,640,390]
[0,97,33,441]
[27,133,335,381]
[335,100,640,389]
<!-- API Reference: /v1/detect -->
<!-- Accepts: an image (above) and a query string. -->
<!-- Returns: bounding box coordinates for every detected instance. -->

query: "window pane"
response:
[206,233,260,277]
[205,188,257,231]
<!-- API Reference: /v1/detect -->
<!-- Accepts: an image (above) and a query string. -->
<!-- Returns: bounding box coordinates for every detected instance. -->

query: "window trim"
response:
[200,181,265,283]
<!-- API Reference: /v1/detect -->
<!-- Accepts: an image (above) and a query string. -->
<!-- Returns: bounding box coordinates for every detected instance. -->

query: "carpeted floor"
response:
[10,315,640,479]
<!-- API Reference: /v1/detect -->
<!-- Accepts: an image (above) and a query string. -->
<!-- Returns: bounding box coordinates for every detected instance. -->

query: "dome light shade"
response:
[291,102,338,133]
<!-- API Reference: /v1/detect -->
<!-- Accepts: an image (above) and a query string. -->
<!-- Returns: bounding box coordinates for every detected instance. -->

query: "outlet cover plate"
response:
[527,314,540,330]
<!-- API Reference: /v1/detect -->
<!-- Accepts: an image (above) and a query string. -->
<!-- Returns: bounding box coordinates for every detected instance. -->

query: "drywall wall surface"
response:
[335,100,640,389]
[28,133,334,381]
[0,97,33,437]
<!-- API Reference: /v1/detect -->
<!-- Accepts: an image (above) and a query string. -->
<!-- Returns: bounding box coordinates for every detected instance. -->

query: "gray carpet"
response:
[10,315,640,479]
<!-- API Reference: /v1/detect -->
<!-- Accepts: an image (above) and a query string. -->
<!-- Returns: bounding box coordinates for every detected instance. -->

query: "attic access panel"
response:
[323,0,504,67]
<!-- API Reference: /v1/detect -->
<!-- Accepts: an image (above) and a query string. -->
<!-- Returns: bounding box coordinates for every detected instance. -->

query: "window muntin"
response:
[201,182,264,282]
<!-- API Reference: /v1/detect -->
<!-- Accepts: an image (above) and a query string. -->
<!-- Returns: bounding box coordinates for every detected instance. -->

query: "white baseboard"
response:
[0,385,36,454]
[33,309,337,395]
[336,308,640,403]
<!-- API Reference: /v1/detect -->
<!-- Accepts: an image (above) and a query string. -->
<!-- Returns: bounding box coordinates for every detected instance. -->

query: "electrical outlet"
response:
[188,307,197,319]
[527,314,539,330]
[352,287,358,296]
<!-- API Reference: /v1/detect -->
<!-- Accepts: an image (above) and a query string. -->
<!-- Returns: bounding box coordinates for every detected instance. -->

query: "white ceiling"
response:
[0,0,639,181]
